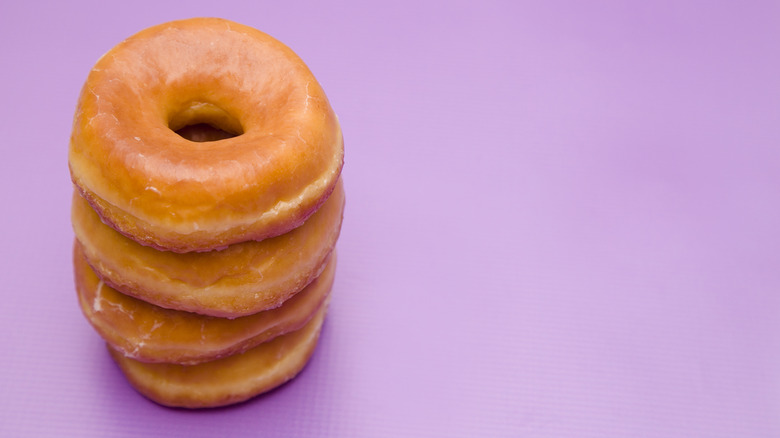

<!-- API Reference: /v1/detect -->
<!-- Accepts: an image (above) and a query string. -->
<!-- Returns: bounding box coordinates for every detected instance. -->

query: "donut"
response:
[72,179,344,317]
[74,241,335,364]
[109,302,328,408]
[68,17,343,252]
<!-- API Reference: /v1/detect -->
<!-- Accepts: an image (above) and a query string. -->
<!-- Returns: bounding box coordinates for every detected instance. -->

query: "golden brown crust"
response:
[109,302,328,408]
[74,241,335,364]
[68,17,343,252]
[72,179,344,317]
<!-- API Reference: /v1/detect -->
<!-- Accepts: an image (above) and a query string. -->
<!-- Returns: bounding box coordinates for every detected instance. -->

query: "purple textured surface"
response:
[1,1,779,436]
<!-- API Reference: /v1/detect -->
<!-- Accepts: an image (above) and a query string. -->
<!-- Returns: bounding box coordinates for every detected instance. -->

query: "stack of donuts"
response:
[68,18,344,408]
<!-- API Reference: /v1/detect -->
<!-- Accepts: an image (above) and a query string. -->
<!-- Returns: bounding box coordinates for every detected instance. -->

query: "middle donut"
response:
[72,179,344,318]
[74,242,335,365]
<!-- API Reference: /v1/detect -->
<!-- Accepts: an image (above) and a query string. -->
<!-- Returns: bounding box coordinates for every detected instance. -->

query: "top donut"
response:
[69,18,344,252]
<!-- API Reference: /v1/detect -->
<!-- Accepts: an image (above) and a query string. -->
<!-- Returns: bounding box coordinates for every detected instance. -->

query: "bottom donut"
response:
[109,302,329,409]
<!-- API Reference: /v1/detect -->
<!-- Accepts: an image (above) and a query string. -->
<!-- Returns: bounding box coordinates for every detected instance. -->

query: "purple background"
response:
[1,1,778,436]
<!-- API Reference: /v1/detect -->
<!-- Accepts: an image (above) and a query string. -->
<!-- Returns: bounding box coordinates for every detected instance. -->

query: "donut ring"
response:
[68,17,343,252]
[72,179,344,317]
[74,241,335,364]
[109,302,328,408]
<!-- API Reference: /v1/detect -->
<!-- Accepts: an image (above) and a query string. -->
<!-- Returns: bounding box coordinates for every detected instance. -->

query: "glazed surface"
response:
[109,302,328,408]
[74,242,335,364]
[68,17,343,252]
[72,179,344,317]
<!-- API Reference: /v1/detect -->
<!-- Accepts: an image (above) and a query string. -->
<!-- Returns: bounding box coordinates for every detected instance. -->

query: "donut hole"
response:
[169,101,244,143]
[175,123,237,142]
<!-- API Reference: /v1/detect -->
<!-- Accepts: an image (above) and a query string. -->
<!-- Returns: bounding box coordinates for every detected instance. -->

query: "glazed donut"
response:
[68,17,343,252]
[74,242,335,364]
[72,179,343,317]
[110,303,328,408]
